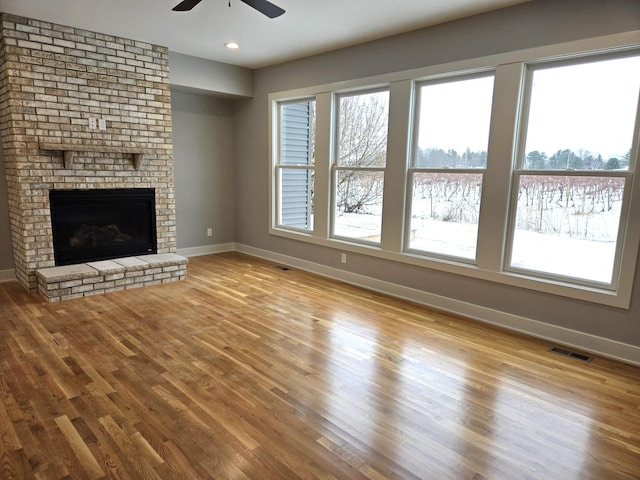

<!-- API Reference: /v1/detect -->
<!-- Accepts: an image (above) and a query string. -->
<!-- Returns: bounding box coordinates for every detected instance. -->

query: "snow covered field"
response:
[334,200,619,285]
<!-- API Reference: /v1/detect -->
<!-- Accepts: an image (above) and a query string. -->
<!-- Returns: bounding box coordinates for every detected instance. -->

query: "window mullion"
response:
[313,92,333,239]
[476,62,525,272]
[380,79,413,252]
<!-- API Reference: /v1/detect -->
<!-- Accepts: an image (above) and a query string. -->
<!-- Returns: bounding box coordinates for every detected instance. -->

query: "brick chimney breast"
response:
[0,13,177,292]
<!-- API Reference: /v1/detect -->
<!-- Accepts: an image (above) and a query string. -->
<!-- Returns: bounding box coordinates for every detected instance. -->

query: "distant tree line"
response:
[525,149,631,170]
[336,101,630,240]
[415,147,631,171]
[416,148,487,169]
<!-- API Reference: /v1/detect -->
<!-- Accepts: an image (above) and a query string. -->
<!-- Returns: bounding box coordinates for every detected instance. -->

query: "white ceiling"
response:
[0,0,529,69]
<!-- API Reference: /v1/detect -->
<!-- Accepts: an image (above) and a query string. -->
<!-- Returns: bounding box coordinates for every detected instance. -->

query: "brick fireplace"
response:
[0,13,184,297]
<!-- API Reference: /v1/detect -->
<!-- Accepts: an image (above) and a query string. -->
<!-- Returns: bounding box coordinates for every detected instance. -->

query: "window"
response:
[407,74,495,260]
[270,35,640,308]
[276,99,316,231]
[333,89,389,244]
[507,54,640,286]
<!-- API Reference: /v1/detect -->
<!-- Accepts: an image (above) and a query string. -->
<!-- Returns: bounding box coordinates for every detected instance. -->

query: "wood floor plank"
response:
[0,252,639,479]
[0,448,35,480]
[54,414,103,479]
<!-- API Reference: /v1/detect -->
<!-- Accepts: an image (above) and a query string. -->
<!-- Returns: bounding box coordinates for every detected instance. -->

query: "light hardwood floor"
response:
[0,252,639,479]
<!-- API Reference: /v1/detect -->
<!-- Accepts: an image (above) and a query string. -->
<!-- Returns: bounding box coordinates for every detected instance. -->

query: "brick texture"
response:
[0,14,178,292]
[37,253,188,301]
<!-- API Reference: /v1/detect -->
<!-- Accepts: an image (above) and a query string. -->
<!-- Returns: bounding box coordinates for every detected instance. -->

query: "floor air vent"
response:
[549,346,593,362]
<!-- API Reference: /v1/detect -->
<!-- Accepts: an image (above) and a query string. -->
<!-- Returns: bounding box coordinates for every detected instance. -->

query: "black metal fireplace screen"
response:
[49,188,157,266]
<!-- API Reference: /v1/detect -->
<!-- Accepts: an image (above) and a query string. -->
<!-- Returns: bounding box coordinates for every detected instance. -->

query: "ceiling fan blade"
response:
[172,0,204,11]
[240,0,285,18]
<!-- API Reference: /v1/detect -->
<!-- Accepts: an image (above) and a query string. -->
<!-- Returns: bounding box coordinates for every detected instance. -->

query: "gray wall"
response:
[171,89,236,249]
[169,52,253,98]
[233,0,640,346]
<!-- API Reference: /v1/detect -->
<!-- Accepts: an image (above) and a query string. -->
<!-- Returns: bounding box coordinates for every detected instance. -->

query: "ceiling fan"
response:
[172,0,285,18]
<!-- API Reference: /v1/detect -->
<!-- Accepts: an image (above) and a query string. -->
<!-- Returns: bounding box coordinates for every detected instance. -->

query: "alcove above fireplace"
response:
[49,188,157,266]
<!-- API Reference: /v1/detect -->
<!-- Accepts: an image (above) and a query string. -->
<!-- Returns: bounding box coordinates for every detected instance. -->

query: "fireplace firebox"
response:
[49,188,157,266]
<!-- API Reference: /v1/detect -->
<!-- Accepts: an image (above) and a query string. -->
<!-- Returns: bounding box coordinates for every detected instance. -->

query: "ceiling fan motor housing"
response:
[172,0,285,18]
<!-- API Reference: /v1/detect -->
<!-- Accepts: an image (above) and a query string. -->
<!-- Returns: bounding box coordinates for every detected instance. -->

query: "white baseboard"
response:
[177,243,236,258]
[0,268,15,283]
[236,243,640,367]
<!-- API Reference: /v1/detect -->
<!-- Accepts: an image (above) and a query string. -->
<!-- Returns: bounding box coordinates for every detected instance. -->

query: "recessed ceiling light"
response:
[225,42,240,50]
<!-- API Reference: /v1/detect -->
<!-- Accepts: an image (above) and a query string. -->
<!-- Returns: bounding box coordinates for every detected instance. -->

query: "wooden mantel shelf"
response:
[39,143,147,170]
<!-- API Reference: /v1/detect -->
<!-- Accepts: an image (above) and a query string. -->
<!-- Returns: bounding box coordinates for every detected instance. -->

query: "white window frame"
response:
[268,31,640,308]
[405,71,495,263]
[331,87,390,245]
[273,97,316,233]
[504,52,639,291]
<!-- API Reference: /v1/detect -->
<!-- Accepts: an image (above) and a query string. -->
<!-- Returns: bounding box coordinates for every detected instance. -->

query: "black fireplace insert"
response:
[49,188,157,266]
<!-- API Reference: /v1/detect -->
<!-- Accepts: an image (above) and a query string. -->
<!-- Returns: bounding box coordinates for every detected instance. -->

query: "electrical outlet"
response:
[88,118,97,129]
[98,118,106,131]
[207,228,213,237]
[341,253,347,264]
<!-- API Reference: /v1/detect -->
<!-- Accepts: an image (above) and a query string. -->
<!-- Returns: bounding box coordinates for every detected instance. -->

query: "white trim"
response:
[177,243,236,258]
[235,243,640,367]
[268,226,625,307]
[0,269,15,282]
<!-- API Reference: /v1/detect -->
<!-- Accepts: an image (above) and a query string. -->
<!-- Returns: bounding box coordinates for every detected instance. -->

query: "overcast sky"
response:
[417,75,494,154]
[525,55,640,160]
[417,55,640,160]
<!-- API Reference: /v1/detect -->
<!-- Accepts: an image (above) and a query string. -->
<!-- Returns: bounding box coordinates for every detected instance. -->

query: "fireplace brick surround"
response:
[0,13,185,298]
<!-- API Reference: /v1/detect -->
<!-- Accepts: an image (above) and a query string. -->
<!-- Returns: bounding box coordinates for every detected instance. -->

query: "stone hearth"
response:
[37,253,187,302]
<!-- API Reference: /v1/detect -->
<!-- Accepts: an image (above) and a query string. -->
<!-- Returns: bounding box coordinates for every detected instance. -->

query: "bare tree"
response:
[336,93,388,213]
